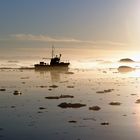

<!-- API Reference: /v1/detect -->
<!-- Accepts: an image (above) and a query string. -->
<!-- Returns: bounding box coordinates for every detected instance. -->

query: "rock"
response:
[96,91,104,94]
[45,95,74,99]
[135,99,140,103]
[60,80,69,83]
[119,58,134,62]
[45,96,59,99]
[104,89,114,93]
[65,72,74,74]
[96,89,114,94]
[11,106,16,108]
[20,77,30,79]
[39,85,47,88]
[68,120,77,123]
[89,106,101,111]
[37,111,43,113]
[67,86,74,88]
[59,95,74,98]
[118,66,135,73]
[8,60,19,63]
[101,121,109,125]
[39,107,46,110]
[131,94,137,96]
[83,118,96,121]
[109,101,121,105]
[102,71,107,73]
[0,88,6,91]
[13,90,22,95]
[58,102,86,108]
[49,85,58,88]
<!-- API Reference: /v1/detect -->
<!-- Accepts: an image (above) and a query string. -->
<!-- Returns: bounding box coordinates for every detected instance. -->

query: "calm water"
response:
[0,47,140,139]
[0,67,140,140]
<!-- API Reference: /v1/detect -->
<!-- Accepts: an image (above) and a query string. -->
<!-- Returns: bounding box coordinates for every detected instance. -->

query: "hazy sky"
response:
[0,0,140,50]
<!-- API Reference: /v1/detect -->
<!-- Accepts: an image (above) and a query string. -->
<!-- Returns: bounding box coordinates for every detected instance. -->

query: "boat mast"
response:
[52,45,54,58]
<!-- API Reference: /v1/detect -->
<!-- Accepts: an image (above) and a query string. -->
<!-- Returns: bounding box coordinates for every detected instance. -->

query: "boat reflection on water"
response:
[34,47,70,82]
[35,67,69,83]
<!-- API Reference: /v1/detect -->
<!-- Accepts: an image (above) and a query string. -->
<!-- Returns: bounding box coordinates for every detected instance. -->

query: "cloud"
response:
[11,34,85,43]
[10,34,126,46]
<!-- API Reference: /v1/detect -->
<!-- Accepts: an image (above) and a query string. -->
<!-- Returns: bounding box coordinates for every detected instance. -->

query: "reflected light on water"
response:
[127,70,140,78]
[119,69,140,78]
[70,61,98,69]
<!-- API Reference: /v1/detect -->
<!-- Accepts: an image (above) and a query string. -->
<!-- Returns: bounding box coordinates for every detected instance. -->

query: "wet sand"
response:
[0,68,140,140]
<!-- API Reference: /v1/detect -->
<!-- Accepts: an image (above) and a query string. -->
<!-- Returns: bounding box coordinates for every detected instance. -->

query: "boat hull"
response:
[34,63,70,70]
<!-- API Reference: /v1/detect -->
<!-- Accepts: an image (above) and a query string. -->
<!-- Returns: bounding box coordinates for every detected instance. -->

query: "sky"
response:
[0,0,140,51]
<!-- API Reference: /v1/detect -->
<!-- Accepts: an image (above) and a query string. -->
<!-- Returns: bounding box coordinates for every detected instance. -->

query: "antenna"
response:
[59,54,61,59]
[52,45,54,58]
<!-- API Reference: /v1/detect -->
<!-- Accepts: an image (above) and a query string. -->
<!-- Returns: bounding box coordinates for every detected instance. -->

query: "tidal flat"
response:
[0,68,140,140]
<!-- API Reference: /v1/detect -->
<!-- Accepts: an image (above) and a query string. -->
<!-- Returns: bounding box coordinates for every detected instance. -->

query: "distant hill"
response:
[119,58,134,62]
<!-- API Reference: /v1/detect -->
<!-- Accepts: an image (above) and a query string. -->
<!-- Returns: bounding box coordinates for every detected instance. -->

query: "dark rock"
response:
[118,66,135,73]
[135,99,140,103]
[20,77,30,79]
[131,94,137,96]
[104,89,114,93]
[89,106,101,111]
[101,122,109,125]
[67,86,74,88]
[45,95,74,99]
[45,96,59,99]
[11,106,16,108]
[96,91,104,94]
[60,95,74,98]
[109,101,121,105]
[0,88,6,91]
[39,107,46,110]
[49,85,58,88]
[8,60,19,63]
[37,111,43,113]
[102,71,107,73]
[65,72,74,74]
[119,58,134,62]
[13,90,22,95]
[96,89,114,94]
[58,102,86,108]
[68,120,77,123]
[39,85,47,88]
[83,118,96,121]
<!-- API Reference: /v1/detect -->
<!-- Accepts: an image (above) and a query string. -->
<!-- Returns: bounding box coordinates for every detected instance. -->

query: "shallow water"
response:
[0,68,140,140]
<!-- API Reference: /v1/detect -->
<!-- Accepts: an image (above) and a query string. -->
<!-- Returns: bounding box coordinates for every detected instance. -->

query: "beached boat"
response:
[34,47,70,70]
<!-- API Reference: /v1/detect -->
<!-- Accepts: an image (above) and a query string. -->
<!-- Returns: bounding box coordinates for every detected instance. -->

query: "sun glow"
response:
[131,55,140,62]
[127,2,140,47]
[131,70,140,78]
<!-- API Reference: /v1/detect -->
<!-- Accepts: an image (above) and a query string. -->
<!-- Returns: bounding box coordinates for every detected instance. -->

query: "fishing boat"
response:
[34,47,70,70]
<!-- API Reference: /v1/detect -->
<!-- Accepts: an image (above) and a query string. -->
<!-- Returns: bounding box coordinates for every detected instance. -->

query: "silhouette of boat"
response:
[34,47,70,70]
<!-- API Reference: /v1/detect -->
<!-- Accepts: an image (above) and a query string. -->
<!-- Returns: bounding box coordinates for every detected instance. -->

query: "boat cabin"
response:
[50,54,61,65]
